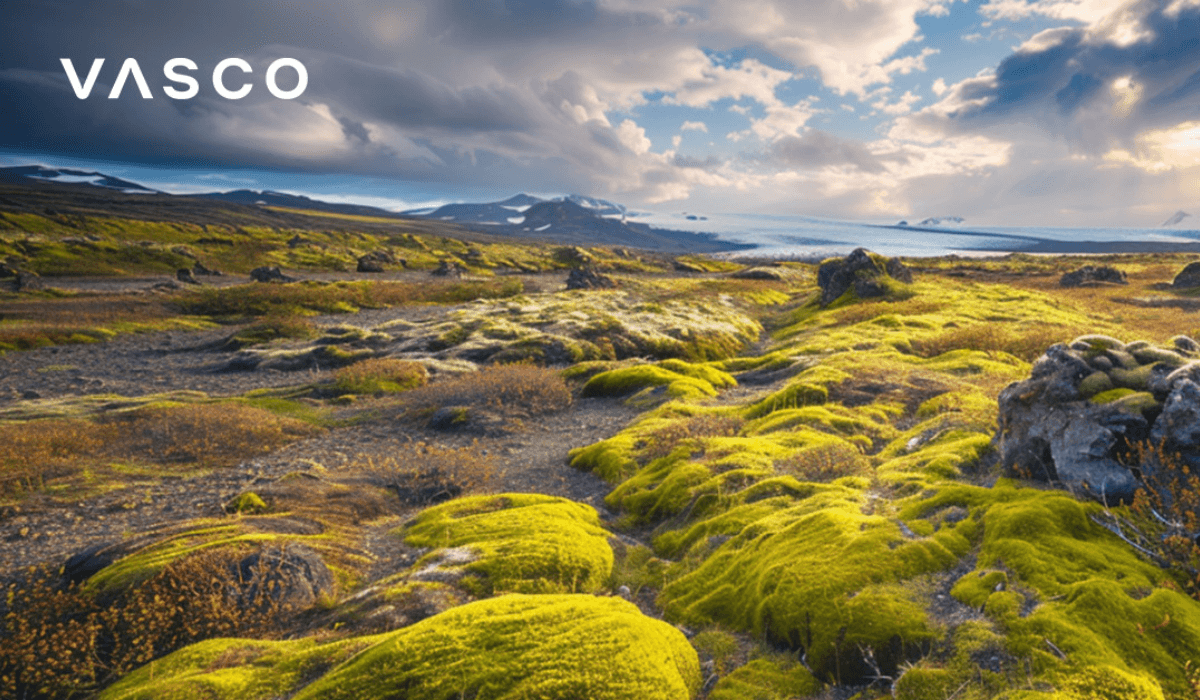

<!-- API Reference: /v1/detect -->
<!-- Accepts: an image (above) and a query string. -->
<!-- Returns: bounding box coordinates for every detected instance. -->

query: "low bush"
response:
[333,358,427,395]
[360,441,498,505]
[174,279,523,318]
[222,316,317,349]
[0,403,321,497]
[0,546,295,699]
[401,363,572,418]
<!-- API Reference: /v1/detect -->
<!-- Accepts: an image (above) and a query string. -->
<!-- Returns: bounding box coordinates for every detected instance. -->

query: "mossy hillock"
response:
[100,595,700,700]
[398,493,615,595]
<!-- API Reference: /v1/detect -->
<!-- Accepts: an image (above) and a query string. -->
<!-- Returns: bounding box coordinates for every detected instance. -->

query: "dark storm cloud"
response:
[0,1,600,186]
[930,0,1200,150]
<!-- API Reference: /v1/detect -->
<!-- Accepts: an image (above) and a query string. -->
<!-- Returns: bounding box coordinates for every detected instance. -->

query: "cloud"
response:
[761,129,888,173]
[681,120,708,132]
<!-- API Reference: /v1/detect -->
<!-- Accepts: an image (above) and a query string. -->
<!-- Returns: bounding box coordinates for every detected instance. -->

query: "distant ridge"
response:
[1162,210,1191,227]
[0,165,158,194]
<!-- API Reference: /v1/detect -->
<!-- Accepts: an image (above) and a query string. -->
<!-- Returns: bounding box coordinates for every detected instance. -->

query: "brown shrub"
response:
[640,413,746,463]
[359,441,497,505]
[402,364,572,418]
[0,403,321,497]
[0,546,293,698]
[774,442,870,483]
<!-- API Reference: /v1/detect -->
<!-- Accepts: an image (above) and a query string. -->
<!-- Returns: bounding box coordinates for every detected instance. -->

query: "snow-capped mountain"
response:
[0,165,159,194]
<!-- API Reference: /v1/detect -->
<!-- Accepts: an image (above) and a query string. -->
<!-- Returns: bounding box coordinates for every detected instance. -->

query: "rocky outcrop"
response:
[997,335,1200,503]
[357,250,396,273]
[566,266,617,290]
[250,266,296,283]
[1059,265,1127,287]
[192,261,222,276]
[1173,261,1200,288]
[234,543,334,611]
[432,260,468,277]
[816,248,912,306]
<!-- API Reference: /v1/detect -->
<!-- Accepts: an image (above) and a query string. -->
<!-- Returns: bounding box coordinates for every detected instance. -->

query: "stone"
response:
[816,248,912,306]
[1058,265,1127,287]
[357,256,385,273]
[998,338,1200,506]
[431,260,467,277]
[250,266,295,283]
[1173,261,1200,288]
[234,543,334,611]
[14,270,43,291]
[428,405,470,430]
[357,250,396,273]
[176,268,200,285]
[566,266,617,290]
[192,261,222,276]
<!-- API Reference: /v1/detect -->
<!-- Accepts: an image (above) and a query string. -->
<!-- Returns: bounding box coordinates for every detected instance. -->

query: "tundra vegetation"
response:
[2,201,1200,699]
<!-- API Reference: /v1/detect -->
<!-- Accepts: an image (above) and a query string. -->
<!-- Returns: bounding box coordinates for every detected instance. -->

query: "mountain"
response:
[405,194,747,253]
[1162,210,1191,227]
[0,165,159,194]
[197,189,407,219]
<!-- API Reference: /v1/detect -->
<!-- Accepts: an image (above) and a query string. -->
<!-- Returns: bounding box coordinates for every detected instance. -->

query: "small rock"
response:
[192,261,222,276]
[250,266,296,283]
[1059,265,1127,287]
[21,389,41,400]
[176,268,201,285]
[1173,261,1200,288]
[565,266,617,290]
[816,248,911,306]
[431,261,467,277]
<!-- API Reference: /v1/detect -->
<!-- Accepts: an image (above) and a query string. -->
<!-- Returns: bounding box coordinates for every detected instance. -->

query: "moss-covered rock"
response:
[658,485,970,683]
[101,595,700,700]
[708,656,821,700]
[400,493,614,595]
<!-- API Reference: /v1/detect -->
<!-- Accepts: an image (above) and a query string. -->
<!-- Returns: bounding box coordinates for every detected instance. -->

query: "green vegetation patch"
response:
[659,484,971,682]
[400,493,615,595]
[104,594,702,700]
[708,656,821,700]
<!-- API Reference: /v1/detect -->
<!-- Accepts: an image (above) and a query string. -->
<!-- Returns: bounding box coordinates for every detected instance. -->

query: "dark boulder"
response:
[192,261,222,276]
[250,266,296,283]
[1059,265,1127,287]
[176,268,200,285]
[14,270,43,291]
[997,335,1200,504]
[566,266,617,290]
[816,248,912,306]
[357,249,396,273]
[1173,261,1200,288]
[432,261,467,277]
[234,543,334,611]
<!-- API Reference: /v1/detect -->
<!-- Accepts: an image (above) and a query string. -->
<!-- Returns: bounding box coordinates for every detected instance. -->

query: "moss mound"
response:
[659,485,970,683]
[400,493,615,595]
[102,595,699,700]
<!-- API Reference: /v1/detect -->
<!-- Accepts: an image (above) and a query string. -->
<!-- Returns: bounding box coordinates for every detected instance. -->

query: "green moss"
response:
[99,636,382,700]
[1078,371,1114,398]
[708,656,821,700]
[570,432,640,482]
[101,595,698,700]
[892,666,955,700]
[400,494,614,595]
[227,491,268,514]
[1109,390,1158,417]
[1109,363,1156,391]
[582,361,735,400]
[300,594,700,700]
[1091,387,1136,404]
[744,382,828,418]
[658,490,968,682]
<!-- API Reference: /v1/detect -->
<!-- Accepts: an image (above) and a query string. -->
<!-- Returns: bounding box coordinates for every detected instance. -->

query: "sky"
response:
[2,0,1200,226]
